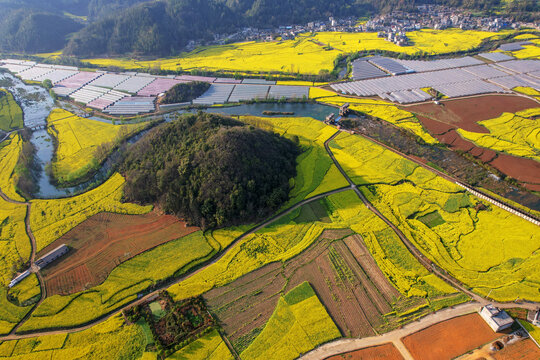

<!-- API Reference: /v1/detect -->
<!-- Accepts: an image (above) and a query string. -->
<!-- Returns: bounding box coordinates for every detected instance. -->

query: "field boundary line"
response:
[0,186,353,339]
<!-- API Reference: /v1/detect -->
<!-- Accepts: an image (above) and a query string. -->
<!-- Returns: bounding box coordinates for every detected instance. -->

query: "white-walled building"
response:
[479,305,514,332]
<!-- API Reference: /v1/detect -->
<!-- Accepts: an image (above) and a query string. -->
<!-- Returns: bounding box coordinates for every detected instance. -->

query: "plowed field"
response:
[407,95,540,189]
[204,229,402,349]
[39,211,199,295]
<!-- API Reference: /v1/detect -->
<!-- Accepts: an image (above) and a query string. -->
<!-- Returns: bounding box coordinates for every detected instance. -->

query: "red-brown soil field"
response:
[406,95,540,189]
[204,226,444,351]
[325,343,405,360]
[38,211,199,296]
[401,313,504,360]
[492,338,540,360]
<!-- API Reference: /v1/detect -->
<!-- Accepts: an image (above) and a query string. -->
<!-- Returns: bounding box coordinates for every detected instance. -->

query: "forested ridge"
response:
[120,112,300,229]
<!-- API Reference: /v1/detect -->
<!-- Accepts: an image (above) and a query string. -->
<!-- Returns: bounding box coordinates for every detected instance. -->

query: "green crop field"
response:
[19,231,217,331]
[166,329,234,360]
[456,108,540,162]
[47,109,149,185]
[241,282,340,360]
[0,89,23,132]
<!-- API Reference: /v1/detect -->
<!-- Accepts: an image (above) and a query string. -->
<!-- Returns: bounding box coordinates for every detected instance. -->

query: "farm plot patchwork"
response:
[46,108,148,184]
[240,282,341,360]
[240,116,349,208]
[0,89,23,131]
[0,314,145,359]
[311,91,438,144]
[456,108,540,162]
[29,173,152,253]
[330,131,540,302]
[407,95,540,189]
[84,30,504,75]
[38,211,199,296]
[18,231,217,332]
[0,133,25,202]
[173,190,460,351]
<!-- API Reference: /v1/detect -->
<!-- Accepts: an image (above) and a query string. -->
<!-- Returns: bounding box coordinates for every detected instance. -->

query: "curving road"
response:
[0,185,353,340]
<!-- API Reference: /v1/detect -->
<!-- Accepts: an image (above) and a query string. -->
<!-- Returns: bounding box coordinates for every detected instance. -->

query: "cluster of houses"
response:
[184,5,539,51]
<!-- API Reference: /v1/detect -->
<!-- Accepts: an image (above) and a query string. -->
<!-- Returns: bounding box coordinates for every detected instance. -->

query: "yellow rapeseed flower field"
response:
[310,88,438,144]
[30,173,152,252]
[47,109,147,184]
[0,133,25,202]
[167,329,234,360]
[456,108,540,162]
[331,131,540,302]
[0,196,30,285]
[1,314,145,359]
[84,30,505,75]
[241,282,340,360]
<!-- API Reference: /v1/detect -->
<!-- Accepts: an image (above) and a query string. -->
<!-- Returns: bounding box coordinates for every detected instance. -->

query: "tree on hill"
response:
[120,112,300,229]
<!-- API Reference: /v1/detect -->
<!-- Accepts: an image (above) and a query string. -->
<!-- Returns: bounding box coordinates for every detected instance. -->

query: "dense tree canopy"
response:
[120,113,300,229]
[159,82,210,104]
[0,0,536,54]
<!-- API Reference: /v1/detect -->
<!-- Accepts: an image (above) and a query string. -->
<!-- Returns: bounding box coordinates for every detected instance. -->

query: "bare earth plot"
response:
[407,95,540,190]
[38,211,199,296]
[401,313,505,360]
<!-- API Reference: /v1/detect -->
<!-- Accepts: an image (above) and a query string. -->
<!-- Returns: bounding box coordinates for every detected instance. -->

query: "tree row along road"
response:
[1,125,539,342]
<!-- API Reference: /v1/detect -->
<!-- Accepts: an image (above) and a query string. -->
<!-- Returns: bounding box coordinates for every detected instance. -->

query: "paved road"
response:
[300,302,482,360]
[0,189,48,336]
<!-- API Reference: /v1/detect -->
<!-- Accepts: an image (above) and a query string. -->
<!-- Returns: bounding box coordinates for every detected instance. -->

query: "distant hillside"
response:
[120,112,300,229]
[0,0,536,55]
[0,8,83,53]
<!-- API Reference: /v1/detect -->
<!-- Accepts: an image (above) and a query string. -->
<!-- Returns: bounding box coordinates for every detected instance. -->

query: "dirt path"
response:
[0,189,48,336]
[300,302,481,360]
[0,185,353,340]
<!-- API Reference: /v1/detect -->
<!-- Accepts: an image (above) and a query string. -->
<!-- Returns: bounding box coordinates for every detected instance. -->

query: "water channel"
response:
[1,70,539,211]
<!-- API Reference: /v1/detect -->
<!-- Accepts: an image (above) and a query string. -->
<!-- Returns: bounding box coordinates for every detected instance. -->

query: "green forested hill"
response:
[120,112,300,229]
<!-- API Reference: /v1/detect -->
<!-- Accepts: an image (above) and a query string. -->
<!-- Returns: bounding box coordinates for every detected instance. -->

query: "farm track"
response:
[0,185,354,340]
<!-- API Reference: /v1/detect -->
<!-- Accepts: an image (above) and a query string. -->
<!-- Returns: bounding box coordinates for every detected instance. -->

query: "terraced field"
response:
[310,88,438,144]
[330,131,540,302]
[46,109,148,185]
